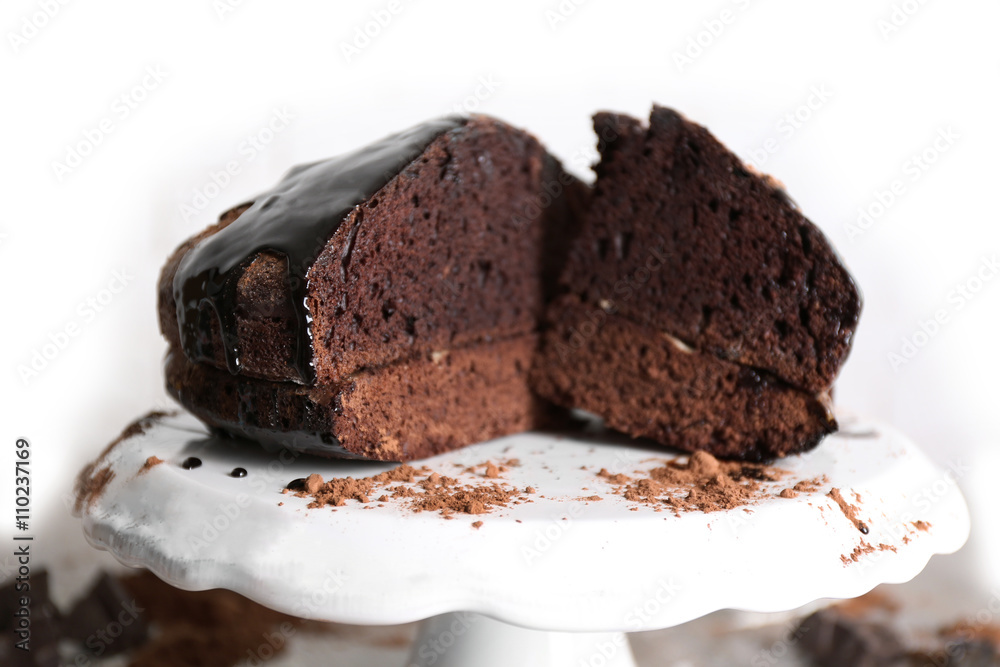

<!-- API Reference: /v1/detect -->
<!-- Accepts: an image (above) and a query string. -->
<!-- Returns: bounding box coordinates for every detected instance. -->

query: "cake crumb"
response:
[139,456,164,474]
[305,474,325,494]
[471,521,483,529]
[597,468,630,485]
[840,540,877,565]
[792,476,828,493]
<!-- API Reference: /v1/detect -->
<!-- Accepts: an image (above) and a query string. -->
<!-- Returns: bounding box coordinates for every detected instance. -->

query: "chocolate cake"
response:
[160,115,586,460]
[532,106,861,460]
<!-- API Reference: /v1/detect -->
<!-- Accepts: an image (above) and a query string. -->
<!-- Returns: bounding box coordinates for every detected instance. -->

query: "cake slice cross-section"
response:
[532,105,861,461]
[160,115,587,460]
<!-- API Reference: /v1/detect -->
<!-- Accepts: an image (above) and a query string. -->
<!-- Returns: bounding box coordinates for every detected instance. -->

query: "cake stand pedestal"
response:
[79,412,970,667]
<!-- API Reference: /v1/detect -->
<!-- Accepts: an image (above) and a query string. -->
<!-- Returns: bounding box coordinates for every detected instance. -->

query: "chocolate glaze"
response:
[181,457,202,470]
[173,116,466,384]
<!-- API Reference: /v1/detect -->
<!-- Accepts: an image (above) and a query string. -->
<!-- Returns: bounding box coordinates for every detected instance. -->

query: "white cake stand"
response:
[79,412,969,667]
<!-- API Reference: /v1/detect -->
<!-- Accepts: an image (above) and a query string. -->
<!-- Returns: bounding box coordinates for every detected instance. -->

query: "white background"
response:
[1,0,998,604]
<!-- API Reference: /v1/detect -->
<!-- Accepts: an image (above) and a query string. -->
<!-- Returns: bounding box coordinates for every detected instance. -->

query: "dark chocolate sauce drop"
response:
[286,478,307,491]
[230,467,248,478]
[173,117,465,384]
[181,457,202,470]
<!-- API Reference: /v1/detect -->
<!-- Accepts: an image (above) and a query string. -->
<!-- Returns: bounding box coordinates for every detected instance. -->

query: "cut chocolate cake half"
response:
[160,115,587,460]
[532,105,861,460]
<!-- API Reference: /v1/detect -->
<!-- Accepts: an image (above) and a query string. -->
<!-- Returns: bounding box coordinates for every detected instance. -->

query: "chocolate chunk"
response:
[63,571,148,656]
[797,608,908,667]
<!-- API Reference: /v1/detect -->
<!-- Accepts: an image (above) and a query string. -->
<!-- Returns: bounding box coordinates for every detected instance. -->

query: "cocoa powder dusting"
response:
[596,450,787,513]
[828,487,870,534]
[288,452,829,520]
[839,541,896,565]
[794,478,826,492]
[597,468,630,485]
[462,460,516,477]
[289,463,527,517]
[75,465,115,512]
[780,476,828,498]
[73,411,173,514]
[840,540,877,564]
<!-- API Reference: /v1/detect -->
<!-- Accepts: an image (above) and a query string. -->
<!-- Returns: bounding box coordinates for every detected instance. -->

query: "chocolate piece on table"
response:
[797,608,909,667]
[63,571,149,656]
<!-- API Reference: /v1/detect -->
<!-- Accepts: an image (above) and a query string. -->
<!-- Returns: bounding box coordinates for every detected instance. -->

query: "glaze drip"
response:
[173,117,466,384]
